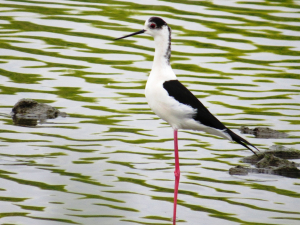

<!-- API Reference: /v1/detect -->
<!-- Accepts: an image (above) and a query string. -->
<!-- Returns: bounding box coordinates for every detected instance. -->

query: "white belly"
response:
[145,80,197,130]
[145,79,232,140]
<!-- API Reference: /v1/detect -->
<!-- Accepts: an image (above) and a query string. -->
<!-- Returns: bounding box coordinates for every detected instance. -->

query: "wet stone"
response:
[243,145,300,163]
[230,145,300,178]
[240,126,289,139]
[256,154,296,168]
[229,165,248,176]
[272,166,300,178]
[11,98,67,126]
[268,145,300,159]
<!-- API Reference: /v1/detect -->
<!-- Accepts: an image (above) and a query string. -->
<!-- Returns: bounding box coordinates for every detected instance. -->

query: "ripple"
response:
[0,0,299,224]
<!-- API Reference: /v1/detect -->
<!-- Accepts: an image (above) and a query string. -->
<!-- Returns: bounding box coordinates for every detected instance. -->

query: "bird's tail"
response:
[226,129,259,156]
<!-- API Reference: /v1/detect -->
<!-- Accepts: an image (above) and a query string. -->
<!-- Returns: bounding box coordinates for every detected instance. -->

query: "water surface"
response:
[0,0,300,224]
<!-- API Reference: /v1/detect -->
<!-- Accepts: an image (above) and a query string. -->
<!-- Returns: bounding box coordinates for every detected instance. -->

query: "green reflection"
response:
[0,173,65,191]
[95,203,139,212]
[16,205,45,211]
[0,212,28,218]
[0,0,299,224]
[27,216,79,224]
[0,68,48,84]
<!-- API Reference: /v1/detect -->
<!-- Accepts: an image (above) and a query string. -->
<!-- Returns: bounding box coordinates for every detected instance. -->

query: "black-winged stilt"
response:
[115,17,258,225]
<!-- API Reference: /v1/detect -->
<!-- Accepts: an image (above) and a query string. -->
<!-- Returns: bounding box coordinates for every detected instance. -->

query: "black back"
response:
[163,80,226,130]
[163,80,259,154]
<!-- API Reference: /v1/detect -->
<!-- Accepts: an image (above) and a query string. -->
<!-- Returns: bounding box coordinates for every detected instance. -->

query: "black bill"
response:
[114,29,146,40]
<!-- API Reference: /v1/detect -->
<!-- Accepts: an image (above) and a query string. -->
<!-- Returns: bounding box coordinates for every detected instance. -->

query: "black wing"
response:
[163,80,259,155]
[163,80,226,130]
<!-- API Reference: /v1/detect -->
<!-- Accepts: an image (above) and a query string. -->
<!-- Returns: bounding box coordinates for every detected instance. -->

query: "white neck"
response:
[153,33,170,67]
[149,27,176,81]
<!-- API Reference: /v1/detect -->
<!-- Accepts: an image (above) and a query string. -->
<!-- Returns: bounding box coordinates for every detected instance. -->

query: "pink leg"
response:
[173,129,180,225]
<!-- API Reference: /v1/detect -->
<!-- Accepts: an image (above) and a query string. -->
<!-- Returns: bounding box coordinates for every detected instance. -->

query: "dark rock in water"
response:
[240,126,288,139]
[272,166,300,178]
[13,117,38,126]
[230,145,300,178]
[12,98,59,118]
[268,145,300,159]
[11,98,67,126]
[229,165,248,175]
[243,145,300,164]
[242,154,264,164]
[256,154,296,168]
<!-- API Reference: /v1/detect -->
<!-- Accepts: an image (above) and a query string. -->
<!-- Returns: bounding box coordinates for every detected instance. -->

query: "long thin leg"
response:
[173,129,180,225]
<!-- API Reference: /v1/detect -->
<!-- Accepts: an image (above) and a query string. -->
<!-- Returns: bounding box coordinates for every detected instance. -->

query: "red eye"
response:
[150,23,156,29]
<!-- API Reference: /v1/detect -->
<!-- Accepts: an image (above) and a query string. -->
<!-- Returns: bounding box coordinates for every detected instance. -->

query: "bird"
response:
[115,17,259,225]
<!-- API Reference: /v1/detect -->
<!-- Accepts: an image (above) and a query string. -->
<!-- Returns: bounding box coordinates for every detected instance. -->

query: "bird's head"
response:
[115,17,170,40]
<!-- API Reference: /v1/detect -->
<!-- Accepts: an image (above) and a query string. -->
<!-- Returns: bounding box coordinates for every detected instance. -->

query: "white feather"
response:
[144,18,232,141]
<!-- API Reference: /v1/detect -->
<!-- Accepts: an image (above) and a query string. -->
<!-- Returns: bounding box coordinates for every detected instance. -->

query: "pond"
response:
[0,0,300,224]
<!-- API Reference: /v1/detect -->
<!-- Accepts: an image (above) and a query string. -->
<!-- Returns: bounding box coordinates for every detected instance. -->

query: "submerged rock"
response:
[240,126,288,139]
[256,154,296,168]
[272,166,300,178]
[243,145,300,163]
[268,145,300,159]
[230,145,300,178]
[229,165,248,176]
[11,98,67,126]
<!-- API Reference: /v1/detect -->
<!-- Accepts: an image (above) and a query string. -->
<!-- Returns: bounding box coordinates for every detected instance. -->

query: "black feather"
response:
[163,80,259,155]
[226,129,259,156]
[149,17,167,29]
[163,80,226,130]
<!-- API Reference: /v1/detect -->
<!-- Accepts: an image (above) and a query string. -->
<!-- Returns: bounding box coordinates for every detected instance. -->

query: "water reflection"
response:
[0,0,299,224]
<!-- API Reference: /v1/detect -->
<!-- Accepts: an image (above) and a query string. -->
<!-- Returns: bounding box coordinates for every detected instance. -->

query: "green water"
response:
[0,0,299,224]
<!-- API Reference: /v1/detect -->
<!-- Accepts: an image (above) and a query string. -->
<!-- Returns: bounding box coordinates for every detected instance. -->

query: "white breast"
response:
[145,77,197,130]
[145,82,232,139]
